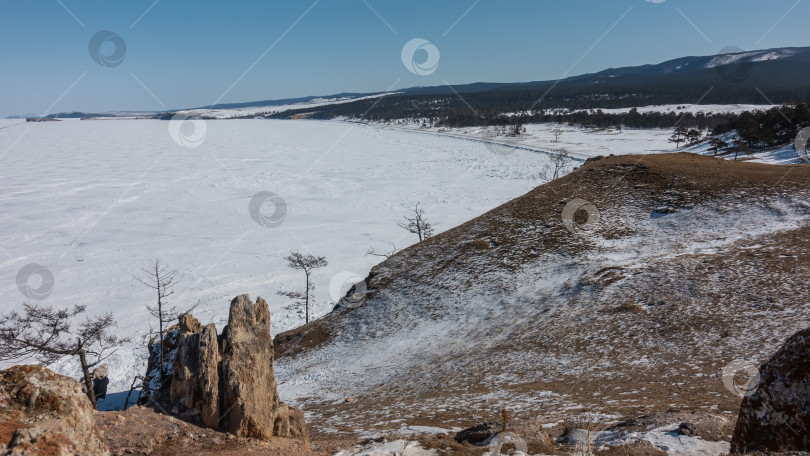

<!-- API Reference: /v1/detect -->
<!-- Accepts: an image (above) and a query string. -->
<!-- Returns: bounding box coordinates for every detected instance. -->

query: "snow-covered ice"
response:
[0,118,555,400]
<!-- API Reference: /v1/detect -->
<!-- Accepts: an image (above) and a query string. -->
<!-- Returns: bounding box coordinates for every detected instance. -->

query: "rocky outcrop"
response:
[220,295,279,439]
[198,323,220,428]
[0,364,109,456]
[169,316,202,412]
[157,295,309,445]
[731,327,810,453]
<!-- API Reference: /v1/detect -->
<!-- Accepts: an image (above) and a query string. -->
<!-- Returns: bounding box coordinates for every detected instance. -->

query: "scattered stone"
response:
[677,422,698,437]
[454,422,497,445]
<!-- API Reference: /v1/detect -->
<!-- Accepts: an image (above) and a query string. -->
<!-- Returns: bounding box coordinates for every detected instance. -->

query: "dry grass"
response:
[273,153,810,439]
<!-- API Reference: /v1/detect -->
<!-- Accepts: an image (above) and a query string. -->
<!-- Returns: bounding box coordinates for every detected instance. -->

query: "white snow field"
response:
[0,118,560,405]
[176,93,398,119]
[368,112,803,165]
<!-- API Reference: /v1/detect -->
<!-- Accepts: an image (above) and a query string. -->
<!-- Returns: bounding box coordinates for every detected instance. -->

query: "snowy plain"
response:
[371,118,803,165]
[0,117,560,401]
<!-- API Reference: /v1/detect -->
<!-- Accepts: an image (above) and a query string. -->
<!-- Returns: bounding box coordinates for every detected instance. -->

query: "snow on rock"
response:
[637,425,730,456]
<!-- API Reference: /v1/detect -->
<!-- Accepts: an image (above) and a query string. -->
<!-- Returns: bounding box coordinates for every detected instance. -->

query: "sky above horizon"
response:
[0,0,807,117]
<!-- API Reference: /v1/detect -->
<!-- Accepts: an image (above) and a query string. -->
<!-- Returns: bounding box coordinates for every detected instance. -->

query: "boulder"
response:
[220,295,279,439]
[730,327,810,453]
[91,364,109,400]
[273,403,310,443]
[0,364,109,456]
[454,422,497,445]
[81,364,109,401]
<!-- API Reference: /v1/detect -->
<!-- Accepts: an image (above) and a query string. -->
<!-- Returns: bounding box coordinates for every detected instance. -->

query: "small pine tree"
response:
[669,125,689,148]
[708,137,728,156]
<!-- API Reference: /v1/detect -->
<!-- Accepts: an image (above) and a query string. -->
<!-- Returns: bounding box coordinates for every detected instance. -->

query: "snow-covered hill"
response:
[274,153,810,439]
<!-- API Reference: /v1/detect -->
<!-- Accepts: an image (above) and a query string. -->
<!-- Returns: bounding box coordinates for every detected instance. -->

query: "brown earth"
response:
[95,406,353,456]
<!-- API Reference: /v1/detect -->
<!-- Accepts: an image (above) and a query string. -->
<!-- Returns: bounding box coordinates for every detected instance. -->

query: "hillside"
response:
[21,46,810,122]
[273,153,810,439]
[267,47,810,124]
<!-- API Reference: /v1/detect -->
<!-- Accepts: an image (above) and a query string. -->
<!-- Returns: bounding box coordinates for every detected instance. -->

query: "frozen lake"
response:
[0,118,557,395]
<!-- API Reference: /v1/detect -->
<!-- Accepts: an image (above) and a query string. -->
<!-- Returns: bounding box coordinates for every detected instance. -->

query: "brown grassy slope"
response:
[274,153,810,438]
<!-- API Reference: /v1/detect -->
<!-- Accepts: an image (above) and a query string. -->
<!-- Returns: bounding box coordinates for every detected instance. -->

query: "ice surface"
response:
[0,118,554,395]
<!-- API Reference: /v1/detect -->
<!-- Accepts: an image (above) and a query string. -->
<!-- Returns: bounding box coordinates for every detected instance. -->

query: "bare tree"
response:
[134,259,192,379]
[396,202,434,242]
[278,252,328,324]
[366,241,398,259]
[541,148,574,181]
[0,303,124,408]
[552,128,564,142]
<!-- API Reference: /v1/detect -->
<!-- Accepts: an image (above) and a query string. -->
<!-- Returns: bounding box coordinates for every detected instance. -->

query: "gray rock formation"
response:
[0,364,110,456]
[220,295,279,439]
[158,295,309,445]
[92,364,109,400]
[198,323,220,429]
[731,327,810,453]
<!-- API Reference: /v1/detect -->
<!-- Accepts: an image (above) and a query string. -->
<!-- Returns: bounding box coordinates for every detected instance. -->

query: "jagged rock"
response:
[169,317,202,411]
[0,364,110,456]
[273,403,310,443]
[731,327,810,453]
[151,295,309,446]
[221,294,279,439]
[198,323,220,428]
[178,313,202,334]
[139,327,181,406]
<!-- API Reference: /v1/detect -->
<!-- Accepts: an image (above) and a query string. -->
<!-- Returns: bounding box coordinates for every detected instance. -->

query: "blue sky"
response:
[0,0,807,117]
